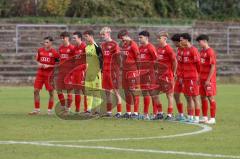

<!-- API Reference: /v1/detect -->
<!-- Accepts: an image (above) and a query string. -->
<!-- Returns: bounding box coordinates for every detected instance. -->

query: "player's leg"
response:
[113,89,122,118]
[174,79,185,120]
[74,89,81,113]
[66,89,73,111]
[185,95,194,121]
[47,90,54,115]
[143,91,151,119]
[207,95,217,124]
[104,89,113,116]
[57,89,65,108]
[192,95,201,123]
[30,74,44,115]
[174,93,185,120]
[152,93,164,120]
[123,90,132,118]
[165,92,174,120]
[29,88,41,115]
[200,96,208,123]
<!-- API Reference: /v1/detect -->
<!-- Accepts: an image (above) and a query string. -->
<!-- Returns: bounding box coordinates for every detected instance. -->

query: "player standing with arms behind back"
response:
[196,34,217,124]
[71,31,87,113]
[155,31,177,120]
[100,27,122,117]
[171,34,186,121]
[117,30,140,118]
[29,36,59,115]
[56,32,75,113]
[180,33,201,123]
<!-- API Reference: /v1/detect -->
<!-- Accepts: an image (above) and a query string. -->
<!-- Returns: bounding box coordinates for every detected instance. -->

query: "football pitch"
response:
[0,84,240,159]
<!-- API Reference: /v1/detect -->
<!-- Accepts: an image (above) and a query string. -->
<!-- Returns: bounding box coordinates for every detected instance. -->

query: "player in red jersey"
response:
[71,31,88,113]
[180,33,201,123]
[171,34,186,120]
[56,31,75,113]
[155,31,177,120]
[138,30,159,120]
[117,29,140,118]
[29,36,59,115]
[100,27,122,117]
[196,34,217,124]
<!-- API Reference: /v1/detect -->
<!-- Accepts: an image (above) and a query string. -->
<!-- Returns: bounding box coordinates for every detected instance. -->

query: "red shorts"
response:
[122,70,140,90]
[102,70,119,90]
[183,79,199,96]
[34,71,54,91]
[139,69,157,90]
[199,81,216,96]
[156,75,174,93]
[174,77,184,93]
[71,65,87,90]
[56,68,73,90]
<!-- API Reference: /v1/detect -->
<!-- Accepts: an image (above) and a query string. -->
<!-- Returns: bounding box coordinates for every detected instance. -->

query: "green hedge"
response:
[0,0,240,21]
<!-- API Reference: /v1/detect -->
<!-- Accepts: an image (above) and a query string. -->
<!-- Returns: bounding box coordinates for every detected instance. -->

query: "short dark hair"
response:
[171,34,181,42]
[180,33,191,42]
[196,34,209,42]
[44,36,54,42]
[117,29,129,39]
[83,30,94,36]
[73,31,82,39]
[139,30,150,37]
[60,31,70,38]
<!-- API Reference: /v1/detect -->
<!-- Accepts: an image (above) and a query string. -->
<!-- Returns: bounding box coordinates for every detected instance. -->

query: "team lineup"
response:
[29,27,217,124]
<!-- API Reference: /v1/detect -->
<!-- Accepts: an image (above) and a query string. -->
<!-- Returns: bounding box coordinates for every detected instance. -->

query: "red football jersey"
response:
[200,47,217,82]
[101,40,120,71]
[182,46,200,80]
[176,47,184,78]
[156,44,176,77]
[36,47,59,72]
[74,42,86,56]
[120,40,139,70]
[138,43,157,62]
[58,44,75,62]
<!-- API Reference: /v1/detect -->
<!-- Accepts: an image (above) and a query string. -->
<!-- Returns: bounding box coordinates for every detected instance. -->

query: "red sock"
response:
[48,100,54,110]
[34,100,40,109]
[201,99,208,117]
[117,103,122,113]
[210,100,216,118]
[157,103,163,113]
[177,103,183,114]
[144,96,150,114]
[167,107,173,115]
[152,101,158,115]
[134,96,139,113]
[84,95,87,112]
[195,107,201,116]
[187,107,194,116]
[57,93,65,106]
[75,94,81,112]
[67,94,73,108]
[107,103,112,112]
[126,94,132,112]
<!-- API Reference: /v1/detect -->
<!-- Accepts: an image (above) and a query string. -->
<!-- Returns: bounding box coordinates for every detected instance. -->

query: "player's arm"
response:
[206,50,216,85]
[35,49,44,68]
[193,48,200,73]
[94,43,103,71]
[169,47,177,77]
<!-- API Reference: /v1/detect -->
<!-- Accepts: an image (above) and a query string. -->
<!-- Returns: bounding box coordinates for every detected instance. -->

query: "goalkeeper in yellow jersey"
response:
[83,30,103,114]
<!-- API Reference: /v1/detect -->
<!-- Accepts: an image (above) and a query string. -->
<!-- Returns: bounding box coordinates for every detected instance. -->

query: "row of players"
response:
[29,27,217,124]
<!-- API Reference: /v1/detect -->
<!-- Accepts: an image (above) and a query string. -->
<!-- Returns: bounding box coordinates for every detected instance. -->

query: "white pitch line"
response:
[44,122,212,143]
[0,141,240,159]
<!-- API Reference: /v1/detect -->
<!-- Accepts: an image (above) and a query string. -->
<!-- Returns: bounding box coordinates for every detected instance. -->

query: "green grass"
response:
[0,85,240,159]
